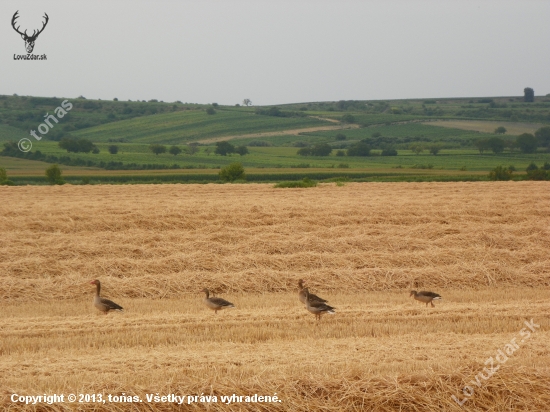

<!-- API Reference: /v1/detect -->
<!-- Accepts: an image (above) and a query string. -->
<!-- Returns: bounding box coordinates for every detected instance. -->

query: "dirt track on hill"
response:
[196,120,359,144]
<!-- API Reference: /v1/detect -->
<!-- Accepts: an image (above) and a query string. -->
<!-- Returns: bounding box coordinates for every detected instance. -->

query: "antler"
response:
[11,11,49,40]
[11,11,27,37]
[29,13,49,39]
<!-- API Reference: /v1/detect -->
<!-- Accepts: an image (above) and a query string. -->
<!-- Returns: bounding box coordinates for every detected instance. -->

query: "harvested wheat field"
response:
[1,182,549,411]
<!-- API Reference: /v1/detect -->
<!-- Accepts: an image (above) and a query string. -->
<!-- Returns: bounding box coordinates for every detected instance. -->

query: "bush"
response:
[516,133,538,153]
[108,145,119,154]
[336,150,345,157]
[429,145,441,155]
[341,114,356,123]
[235,146,249,156]
[487,137,505,154]
[297,147,311,156]
[274,177,317,188]
[149,144,167,155]
[335,133,346,141]
[543,162,550,170]
[169,145,182,156]
[410,144,424,155]
[526,169,550,180]
[347,142,371,156]
[187,143,199,155]
[215,141,235,156]
[381,148,398,156]
[219,162,245,182]
[310,143,332,156]
[526,162,538,172]
[535,126,550,148]
[494,126,507,134]
[45,164,65,185]
[488,165,512,181]
[206,107,216,115]
[0,168,14,185]
[59,137,97,153]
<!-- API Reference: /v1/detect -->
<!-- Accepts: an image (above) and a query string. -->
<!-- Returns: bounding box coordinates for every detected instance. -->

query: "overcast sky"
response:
[2,0,549,106]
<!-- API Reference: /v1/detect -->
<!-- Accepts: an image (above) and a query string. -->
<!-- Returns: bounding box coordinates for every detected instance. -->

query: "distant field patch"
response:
[424,120,546,135]
[73,110,333,144]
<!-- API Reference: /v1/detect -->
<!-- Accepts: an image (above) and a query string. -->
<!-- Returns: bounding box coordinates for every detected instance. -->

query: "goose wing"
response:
[418,291,441,299]
[208,297,234,308]
[308,292,328,303]
[99,297,123,311]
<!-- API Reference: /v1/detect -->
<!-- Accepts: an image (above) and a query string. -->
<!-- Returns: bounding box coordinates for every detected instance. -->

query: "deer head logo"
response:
[11,11,49,54]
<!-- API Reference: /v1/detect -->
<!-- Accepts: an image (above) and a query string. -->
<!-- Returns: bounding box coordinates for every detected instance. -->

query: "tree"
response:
[341,114,356,123]
[235,145,249,156]
[297,147,311,156]
[494,126,507,134]
[310,143,332,156]
[381,148,397,156]
[187,142,199,155]
[335,133,346,141]
[169,145,182,156]
[149,144,167,155]
[45,164,64,185]
[215,141,235,156]
[219,162,245,182]
[534,126,550,148]
[347,142,371,156]
[108,145,119,154]
[524,87,534,103]
[410,144,424,155]
[59,137,97,153]
[243,99,252,106]
[488,166,512,181]
[473,138,490,154]
[487,137,505,154]
[516,133,538,153]
[206,107,216,115]
[0,166,13,185]
[429,145,441,155]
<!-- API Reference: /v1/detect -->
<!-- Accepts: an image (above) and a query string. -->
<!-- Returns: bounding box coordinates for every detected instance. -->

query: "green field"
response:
[1,94,549,183]
[72,109,332,144]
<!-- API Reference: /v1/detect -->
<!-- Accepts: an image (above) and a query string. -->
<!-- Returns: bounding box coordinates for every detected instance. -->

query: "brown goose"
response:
[90,280,123,314]
[298,279,327,304]
[410,290,442,307]
[202,288,235,314]
[304,288,335,321]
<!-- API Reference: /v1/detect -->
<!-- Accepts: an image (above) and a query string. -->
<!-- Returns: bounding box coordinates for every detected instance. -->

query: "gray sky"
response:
[2,0,549,106]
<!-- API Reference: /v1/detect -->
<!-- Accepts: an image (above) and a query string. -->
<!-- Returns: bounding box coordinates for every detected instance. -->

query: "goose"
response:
[90,280,123,314]
[201,288,235,314]
[410,290,442,307]
[303,287,335,321]
[298,279,327,304]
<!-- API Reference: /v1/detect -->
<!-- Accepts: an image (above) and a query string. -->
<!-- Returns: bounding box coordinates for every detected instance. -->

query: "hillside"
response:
[1,94,549,183]
[72,109,332,144]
